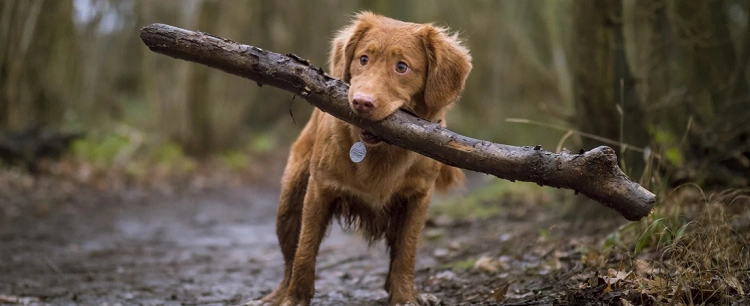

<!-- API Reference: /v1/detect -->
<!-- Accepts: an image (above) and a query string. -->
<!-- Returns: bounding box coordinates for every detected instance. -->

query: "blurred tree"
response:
[567,0,649,218]
[577,0,749,187]
[0,0,79,129]
[664,0,750,186]
[1,0,745,190]
[140,0,196,144]
[77,0,143,126]
[184,0,218,156]
[571,0,648,180]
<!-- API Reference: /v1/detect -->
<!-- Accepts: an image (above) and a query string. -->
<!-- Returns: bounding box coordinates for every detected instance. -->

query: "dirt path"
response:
[1,184,399,305]
[0,172,619,306]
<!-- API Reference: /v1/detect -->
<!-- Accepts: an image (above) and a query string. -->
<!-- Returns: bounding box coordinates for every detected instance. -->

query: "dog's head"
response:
[329,12,472,145]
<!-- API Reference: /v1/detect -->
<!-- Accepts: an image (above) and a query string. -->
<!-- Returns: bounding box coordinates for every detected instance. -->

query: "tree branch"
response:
[139,23,655,221]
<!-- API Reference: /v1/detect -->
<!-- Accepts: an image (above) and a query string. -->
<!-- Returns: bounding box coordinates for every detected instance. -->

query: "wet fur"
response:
[256,12,472,306]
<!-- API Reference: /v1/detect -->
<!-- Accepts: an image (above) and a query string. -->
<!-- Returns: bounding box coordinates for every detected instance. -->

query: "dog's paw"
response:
[416,293,441,306]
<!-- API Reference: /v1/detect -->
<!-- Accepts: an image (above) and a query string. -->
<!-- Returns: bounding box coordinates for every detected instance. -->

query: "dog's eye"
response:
[359,55,369,66]
[395,61,409,74]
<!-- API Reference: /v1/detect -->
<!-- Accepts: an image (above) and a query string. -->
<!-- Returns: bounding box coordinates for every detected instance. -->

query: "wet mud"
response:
[0,172,622,306]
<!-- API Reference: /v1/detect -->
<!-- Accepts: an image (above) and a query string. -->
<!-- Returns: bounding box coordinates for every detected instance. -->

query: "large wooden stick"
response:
[139,23,655,221]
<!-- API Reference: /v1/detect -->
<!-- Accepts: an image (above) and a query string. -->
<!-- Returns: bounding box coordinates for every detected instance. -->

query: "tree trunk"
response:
[0,0,78,129]
[571,1,619,152]
[612,1,649,181]
[184,0,219,156]
[668,0,750,186]
[572,0,650,180]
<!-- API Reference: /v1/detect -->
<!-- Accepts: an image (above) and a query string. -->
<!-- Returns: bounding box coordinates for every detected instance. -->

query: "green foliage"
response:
[663,148,683,166]
[631,215,689,256]
[151,141,197,173]
[248,133,277,153]
[71,134,197,176]
[431,179,548,221]
[152,142,185,163]
[538,228,550,240]
[608,185,691,255]
[71,134,131,166]
[221,150,248,171]
[651,127,684,165]
[603,231,621,249]
[125,162,148,178]
[431,180,508,220]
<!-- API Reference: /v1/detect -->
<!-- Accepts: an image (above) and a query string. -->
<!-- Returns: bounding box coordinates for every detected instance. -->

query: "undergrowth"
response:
[430,179,551,222]
[592,186,750,305]
[0,128,284,191]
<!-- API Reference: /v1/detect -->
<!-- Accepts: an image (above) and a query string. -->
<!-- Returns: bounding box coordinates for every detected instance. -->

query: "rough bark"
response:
[139,23,655,221]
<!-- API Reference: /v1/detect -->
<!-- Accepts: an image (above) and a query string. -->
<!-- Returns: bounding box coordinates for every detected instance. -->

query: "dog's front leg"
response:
[281,181,333,306]
[386,193,431,306]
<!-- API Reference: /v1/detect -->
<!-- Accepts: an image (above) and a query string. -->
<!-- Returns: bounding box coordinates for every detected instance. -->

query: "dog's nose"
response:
[351,93,375,113]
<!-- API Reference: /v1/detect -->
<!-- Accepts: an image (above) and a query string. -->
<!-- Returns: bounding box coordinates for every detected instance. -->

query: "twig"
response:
[44,257,62,275]
[288,95,297,125]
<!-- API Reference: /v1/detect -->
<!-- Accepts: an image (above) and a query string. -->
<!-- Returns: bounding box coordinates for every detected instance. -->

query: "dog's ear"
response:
[329,12,376,82]
[420,25,472,108]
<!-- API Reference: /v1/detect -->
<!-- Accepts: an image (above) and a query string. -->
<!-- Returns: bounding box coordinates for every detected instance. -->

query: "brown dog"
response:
[254,12,472,306]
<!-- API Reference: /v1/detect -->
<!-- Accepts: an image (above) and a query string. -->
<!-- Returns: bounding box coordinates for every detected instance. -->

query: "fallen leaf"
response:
[432,248,449,258]
[474,256,500,273]
[0,294,40,304]
[492,284,509,302]
[430,270,456,282]
[506,291,534,299]
[635,259,652,275]
[602,268,632,286]
[724,275,745,295]
[646,276,668,291]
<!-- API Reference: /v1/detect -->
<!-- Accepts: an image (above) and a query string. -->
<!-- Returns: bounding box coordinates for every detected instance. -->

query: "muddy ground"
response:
[0,167,630,306]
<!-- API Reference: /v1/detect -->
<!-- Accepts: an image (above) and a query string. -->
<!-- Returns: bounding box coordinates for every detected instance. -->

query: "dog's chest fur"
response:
[317,135,425,208]
[307,117,439,240]
[321,149,431,242]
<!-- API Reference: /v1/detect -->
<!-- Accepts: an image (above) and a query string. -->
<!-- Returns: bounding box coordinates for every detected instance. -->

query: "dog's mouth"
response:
[359,130,382,145]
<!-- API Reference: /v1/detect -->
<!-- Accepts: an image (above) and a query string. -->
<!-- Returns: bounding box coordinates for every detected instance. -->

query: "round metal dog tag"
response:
[349,141,367,163]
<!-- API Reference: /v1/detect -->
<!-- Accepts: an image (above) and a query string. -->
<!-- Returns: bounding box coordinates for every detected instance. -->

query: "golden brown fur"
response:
[254,12,472,306]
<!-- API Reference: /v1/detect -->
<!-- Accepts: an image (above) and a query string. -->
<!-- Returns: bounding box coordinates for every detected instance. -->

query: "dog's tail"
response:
[435,164,465,193]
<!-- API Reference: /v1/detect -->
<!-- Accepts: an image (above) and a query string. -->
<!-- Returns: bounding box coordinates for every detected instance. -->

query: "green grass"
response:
[71,134,131,166]
[248,132,277,153]
[220,150,248,171]
[596,185,750,305]
[431,179,548,221]
[70,133,198,177]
